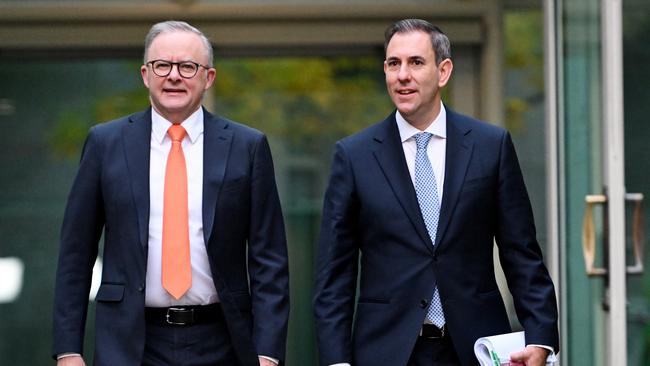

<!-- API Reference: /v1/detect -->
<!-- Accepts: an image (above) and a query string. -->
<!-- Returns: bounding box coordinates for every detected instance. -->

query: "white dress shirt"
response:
[146,108,278,365]
[396,104,447,199]
[146,107,219,307]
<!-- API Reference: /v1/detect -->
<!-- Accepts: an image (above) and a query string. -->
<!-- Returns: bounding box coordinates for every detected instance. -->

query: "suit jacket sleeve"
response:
[495,131,559,351]
[52,127,105,357]
[313,141,360,365]
[246,135,290,360]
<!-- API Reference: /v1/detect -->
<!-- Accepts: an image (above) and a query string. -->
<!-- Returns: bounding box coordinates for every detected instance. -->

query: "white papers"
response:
[473,331,558,366]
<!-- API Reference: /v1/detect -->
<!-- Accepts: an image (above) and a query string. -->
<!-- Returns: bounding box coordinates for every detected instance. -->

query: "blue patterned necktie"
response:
[413,132,446,327]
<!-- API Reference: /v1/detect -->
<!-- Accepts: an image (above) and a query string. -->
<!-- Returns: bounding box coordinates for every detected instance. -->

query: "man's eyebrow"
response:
[386,55,425,60]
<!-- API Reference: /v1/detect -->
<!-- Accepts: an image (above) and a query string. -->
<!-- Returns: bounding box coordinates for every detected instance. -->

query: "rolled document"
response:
[473,331,558,366]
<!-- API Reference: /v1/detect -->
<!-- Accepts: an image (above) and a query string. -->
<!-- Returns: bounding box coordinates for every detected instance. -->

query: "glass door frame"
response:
[600,1,627,366]
[547,0,627,364]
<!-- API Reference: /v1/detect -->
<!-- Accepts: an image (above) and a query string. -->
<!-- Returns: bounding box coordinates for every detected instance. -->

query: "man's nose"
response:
[397,64,411,81]
[167,64,182,80]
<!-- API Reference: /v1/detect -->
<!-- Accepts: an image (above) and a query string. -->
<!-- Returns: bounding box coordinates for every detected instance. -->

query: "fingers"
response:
[509,345,550,366]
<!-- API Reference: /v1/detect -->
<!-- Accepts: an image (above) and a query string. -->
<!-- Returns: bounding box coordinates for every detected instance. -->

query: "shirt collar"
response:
[395,102,447,143]
[151,107,204,145]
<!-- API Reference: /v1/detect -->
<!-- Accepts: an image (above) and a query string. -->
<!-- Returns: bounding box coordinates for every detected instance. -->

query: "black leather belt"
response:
[145,303,222,326]
[419,324,447,339]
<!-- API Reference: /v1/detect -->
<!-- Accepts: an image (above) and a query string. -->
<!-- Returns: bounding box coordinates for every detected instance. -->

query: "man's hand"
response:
[259,356,278,366]
[56,355,86,366]
[509,345,550,366]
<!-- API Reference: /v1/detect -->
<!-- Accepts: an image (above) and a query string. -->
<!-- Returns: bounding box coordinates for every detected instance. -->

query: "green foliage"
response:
[50,86,148,160]
[213,56,391,153]
[93,89,149,123]
[504,10,544,134]
[49,110,92,159]
[49,56,391,160]
[505,11,543,83]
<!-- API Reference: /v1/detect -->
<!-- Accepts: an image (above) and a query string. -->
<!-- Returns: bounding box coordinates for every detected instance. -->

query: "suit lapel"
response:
[373,113,435,255]
[202,110,233,246]
[435,109,474,249]
[122,109,152,250]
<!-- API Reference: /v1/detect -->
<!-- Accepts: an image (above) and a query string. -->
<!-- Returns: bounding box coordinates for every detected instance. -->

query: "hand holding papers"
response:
[474,331,558,366]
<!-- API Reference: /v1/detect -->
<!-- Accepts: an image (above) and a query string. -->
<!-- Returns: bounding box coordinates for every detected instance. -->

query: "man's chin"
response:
[396,106,416,117]
[159,103,190,114]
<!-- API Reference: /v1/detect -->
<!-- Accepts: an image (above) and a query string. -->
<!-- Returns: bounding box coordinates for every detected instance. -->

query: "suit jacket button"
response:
[420,299,428,308]
[138,284,145,292]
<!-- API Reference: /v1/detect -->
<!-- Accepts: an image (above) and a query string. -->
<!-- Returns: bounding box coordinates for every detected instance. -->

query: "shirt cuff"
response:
[259,355,279,364]
[329,364,351,366]
[57,353,81,360]
[527,344,555,355]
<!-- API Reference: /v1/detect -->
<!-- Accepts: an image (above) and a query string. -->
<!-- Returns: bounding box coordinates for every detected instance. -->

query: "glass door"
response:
[559,0,607,364]
[558,0,650,364]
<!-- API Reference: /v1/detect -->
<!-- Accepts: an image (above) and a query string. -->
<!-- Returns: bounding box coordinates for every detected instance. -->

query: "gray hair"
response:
[143,20,214,67]
[384,19,451,65]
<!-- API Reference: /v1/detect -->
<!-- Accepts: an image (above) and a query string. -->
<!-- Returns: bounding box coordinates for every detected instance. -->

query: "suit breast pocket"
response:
[462,175,496,193]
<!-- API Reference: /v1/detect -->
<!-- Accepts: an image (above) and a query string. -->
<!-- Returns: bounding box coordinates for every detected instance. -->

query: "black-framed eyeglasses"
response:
[146,60,210,79]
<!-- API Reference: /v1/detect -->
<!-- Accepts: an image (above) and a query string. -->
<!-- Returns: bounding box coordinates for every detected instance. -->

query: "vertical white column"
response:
[543,0,564,360]
[601,0,627,365]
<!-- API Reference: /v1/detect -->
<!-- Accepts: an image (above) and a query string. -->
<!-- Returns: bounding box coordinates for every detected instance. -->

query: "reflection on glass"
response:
[623,0,650,364]
[0,257,24,303]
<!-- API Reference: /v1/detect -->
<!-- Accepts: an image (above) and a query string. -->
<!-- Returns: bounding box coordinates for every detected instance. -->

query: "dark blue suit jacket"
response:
[314,108,558,366]
[52,108,289,366]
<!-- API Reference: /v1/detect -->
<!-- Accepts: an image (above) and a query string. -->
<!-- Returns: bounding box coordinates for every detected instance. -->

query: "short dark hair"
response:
[384,19,451,65]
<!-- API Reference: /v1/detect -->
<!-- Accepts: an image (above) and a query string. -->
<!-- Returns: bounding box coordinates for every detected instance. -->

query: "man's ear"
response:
[204,67,217,90]
[437,58,453,88]
[141,65,150,88]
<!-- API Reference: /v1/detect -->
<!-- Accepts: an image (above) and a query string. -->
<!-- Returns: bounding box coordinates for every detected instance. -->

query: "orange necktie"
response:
[162,124,192,299]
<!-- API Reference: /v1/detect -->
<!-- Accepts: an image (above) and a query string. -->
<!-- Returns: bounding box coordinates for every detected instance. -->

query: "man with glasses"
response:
[52,21,289,366]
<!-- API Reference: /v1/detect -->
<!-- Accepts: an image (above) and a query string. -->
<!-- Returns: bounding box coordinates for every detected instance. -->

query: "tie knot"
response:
[168,124,187,143]
[414,132,433,151]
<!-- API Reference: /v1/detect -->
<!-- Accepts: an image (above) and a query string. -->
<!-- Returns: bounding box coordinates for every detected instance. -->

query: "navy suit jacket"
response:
[314,108,558,366]
[52,108,289,366]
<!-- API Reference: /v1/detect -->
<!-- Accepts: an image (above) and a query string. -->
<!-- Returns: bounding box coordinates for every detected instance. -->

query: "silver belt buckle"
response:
[437,325,445,338]
[166,307,193,325]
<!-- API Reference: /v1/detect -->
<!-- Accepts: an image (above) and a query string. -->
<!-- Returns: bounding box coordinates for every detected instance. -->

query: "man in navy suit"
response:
[52,21,289,366]
[314,19,558,366]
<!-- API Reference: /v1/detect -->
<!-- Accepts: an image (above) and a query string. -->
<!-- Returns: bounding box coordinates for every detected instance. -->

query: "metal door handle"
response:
[582,195,607,276]
[581,193,644,276]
